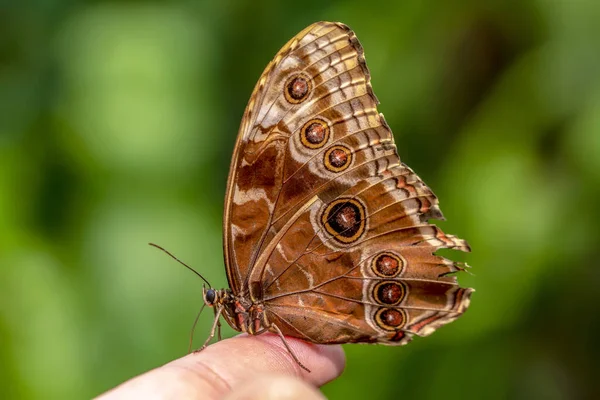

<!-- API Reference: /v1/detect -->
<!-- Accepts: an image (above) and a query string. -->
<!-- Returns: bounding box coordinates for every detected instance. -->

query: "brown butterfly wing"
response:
[223,22,345,292]
[224,22,373,292]
[253,165,472,344]
[224,21,473,344]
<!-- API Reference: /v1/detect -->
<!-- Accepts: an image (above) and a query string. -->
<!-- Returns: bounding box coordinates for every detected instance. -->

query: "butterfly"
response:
[156,21,473,372]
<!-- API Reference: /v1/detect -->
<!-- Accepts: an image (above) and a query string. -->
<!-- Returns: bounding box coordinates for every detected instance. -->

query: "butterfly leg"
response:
[194,305,224,353]
[213,305,223,341]
[271,324,311,373]
[217,318,222,341]
[187,302,207,354]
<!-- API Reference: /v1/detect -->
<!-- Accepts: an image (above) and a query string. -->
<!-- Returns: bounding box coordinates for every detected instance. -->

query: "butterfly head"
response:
[200,287,243,331]
[203,287,217,306]
[202,287,234,307]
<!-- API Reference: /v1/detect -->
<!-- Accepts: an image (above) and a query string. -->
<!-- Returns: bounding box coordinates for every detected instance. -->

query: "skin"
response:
[96,334,346,400]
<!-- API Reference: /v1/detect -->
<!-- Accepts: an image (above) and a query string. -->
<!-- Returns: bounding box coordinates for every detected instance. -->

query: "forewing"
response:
[224,22,377,293]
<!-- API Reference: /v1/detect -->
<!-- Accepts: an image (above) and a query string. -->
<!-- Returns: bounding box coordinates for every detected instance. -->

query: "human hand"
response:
[96,334,345,399]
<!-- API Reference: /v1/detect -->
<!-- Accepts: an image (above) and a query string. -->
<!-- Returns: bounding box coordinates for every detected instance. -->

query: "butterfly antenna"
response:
[188,302,206,353]
[149,243,212,287]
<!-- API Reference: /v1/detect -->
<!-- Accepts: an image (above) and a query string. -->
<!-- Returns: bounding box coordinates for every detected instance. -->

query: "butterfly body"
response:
[204,21,472,353]
[204,289,269,335]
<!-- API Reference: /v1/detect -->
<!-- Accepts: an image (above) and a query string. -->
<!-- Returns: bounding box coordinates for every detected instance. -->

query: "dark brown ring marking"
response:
[284,74,311,104]
[374,307,407,331]
[372,281,406,306]
[324,145,352,172]
[371,252,405,278]
[321,198,367,244]
[300,118,329,149]
[390,330,406,342]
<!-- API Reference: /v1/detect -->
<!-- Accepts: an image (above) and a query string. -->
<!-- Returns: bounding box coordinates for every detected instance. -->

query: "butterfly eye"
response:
[205,289,216,304]
[324,145,352,172]
[374,308,407,331]
[371,252,404,278]
[300,118,329,149]
[372,281,407,306]
[284,74,311,103]
[321,198,367,244]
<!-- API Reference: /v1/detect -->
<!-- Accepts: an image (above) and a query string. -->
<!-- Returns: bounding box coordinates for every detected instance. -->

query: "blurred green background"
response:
[1,0,599,399]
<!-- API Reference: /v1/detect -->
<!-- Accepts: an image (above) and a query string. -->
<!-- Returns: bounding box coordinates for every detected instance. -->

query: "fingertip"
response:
[173,334,345,387]
[97,335,346,399]
[246,334,346,382]
[224,375,326,400]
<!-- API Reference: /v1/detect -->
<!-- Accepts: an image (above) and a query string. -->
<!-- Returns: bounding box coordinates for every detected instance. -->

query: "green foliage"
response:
[1,1,599,398]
